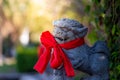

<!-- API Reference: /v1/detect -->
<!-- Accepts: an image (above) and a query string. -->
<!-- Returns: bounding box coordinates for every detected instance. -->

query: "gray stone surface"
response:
[51,18,109,80]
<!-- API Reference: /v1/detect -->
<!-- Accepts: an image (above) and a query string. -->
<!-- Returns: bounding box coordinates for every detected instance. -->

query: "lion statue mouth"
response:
[54,36,68,41]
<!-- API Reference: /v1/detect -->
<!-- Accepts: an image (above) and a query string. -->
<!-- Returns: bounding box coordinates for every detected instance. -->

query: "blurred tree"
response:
[0,0,6,60]
[1,0,79,42]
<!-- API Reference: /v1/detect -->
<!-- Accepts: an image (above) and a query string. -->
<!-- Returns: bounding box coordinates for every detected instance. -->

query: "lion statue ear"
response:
[75,27,88,38]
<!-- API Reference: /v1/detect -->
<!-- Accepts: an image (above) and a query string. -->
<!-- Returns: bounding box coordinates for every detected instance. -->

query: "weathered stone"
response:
[52,18,109,80]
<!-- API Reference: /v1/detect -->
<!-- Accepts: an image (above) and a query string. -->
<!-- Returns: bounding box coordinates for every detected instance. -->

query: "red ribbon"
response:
[34,31,84,77]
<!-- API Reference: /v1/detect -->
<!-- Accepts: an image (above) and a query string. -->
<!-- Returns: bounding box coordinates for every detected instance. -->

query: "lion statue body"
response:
[51,18,109,80]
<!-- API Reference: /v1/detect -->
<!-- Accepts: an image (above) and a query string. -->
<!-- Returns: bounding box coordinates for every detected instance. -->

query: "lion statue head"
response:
[53,18,88,43]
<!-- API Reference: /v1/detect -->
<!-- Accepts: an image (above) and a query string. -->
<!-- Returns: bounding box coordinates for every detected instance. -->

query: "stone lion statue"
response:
[51,18,109,80]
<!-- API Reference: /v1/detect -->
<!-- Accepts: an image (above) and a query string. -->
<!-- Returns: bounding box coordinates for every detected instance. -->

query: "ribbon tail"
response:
[64,59,75,77]
[62,51,75,77]
[34,48,51,74]
[54,47,75,77]
[50,47,63,69]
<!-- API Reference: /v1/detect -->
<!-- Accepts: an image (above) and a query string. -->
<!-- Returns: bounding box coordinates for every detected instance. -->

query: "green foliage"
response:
[85,5,91,13]
[16,45,38,72]
[87,29,98,44]
[84,0,120,79]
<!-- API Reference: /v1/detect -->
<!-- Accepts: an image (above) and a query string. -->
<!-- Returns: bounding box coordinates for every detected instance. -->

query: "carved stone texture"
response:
[51,18,109,80]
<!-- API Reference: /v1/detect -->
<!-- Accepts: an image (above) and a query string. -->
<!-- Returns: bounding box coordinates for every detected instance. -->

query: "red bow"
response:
[34,31,84,77]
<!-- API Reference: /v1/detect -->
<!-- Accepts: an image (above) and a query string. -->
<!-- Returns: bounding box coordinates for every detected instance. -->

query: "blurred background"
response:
[0,0,119,80]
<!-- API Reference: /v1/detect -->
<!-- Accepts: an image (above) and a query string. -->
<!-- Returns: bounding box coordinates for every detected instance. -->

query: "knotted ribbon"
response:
[34,31,84,77]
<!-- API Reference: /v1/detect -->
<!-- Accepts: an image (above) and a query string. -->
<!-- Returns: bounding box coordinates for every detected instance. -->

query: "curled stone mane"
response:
[53,18,84,29]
